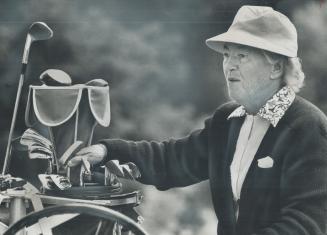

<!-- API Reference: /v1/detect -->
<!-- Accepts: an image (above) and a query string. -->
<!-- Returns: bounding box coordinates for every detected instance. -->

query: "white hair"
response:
[262,50,305,93]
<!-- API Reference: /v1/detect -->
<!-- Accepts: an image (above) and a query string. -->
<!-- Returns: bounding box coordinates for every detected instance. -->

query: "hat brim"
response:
[206,30,297,58]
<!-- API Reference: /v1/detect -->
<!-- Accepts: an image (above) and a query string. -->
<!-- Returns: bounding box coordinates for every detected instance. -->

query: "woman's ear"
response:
[270,60,284,80]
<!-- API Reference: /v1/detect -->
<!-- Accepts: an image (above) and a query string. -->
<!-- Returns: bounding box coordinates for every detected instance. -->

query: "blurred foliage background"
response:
[0,0,326,234]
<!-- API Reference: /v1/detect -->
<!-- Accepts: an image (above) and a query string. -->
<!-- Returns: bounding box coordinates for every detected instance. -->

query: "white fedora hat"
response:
[206,5,298,57]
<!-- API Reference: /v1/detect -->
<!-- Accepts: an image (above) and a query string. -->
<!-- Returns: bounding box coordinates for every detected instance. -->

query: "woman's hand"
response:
[67,144,107,167]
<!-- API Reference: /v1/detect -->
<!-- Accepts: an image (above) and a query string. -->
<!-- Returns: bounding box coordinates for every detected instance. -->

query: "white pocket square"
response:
[257,156,274,168]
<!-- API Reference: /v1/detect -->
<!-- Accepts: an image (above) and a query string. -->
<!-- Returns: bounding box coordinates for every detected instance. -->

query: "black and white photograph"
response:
[0,0,326,234]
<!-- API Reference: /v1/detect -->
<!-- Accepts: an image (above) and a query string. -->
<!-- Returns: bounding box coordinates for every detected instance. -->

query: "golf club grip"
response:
[20,63,27,75]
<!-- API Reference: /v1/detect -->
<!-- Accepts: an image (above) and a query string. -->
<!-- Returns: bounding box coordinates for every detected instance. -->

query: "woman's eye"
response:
[223,52,229,58]
[238,54,246,59]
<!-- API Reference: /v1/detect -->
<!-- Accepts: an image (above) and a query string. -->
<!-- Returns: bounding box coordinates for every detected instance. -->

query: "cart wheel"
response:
[4,203,147,235]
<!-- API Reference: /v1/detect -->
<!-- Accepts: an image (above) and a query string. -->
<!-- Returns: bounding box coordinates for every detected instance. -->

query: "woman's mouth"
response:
[228,77,241,82]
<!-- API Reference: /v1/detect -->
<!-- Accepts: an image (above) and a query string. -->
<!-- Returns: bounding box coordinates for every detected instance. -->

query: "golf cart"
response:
[0,22,148,235]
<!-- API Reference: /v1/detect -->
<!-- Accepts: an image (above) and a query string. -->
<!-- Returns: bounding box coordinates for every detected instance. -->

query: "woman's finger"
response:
[67,155,84,167]
[75,146,93,155]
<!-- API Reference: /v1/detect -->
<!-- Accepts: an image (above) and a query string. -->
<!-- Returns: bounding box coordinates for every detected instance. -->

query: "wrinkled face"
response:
[222,43,274,107]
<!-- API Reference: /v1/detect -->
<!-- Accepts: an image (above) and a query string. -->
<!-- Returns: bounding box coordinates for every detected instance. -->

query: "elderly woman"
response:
[68,6,327,235]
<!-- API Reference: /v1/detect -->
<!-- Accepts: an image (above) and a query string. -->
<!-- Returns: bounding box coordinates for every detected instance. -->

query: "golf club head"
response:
[38,174,71,190]
[22,22,53,65]
[29,22,53,42]
[121,165,135,180]
[126,162,141,179]
[105,160,125,177]
[40,69,72,86]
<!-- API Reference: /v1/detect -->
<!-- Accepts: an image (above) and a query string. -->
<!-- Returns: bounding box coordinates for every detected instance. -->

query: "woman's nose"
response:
[225,56,239,71]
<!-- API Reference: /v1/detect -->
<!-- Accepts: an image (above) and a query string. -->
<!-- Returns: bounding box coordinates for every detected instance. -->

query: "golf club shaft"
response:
[22,36,31,65]
[2,34,31,175]
[2,70,26,175]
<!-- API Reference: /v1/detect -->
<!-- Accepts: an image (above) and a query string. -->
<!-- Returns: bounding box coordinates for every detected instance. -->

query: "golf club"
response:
[2,22,53,175]
[40,69,72,86]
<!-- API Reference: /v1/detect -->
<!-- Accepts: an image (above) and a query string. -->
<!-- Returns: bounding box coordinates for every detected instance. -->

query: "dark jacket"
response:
[101,96,327,235]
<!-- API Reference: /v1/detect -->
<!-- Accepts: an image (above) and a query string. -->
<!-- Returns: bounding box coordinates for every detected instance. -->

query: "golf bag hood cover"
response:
[25,79,110,127]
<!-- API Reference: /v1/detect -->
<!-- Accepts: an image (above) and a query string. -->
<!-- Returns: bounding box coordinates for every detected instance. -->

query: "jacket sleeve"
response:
[100,116,213,190]
[253,117,327,235]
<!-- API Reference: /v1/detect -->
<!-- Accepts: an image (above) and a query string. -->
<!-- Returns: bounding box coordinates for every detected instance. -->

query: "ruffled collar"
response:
[227,86,295,127]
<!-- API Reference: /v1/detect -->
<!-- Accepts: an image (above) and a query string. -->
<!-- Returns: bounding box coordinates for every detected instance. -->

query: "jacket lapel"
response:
[212,117,244,234]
